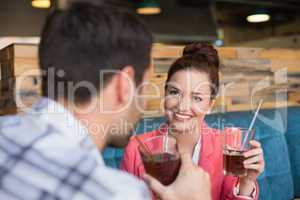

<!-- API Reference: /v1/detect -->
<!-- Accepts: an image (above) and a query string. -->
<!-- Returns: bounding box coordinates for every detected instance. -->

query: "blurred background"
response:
[0,0,300,48]
[0,0,300,115]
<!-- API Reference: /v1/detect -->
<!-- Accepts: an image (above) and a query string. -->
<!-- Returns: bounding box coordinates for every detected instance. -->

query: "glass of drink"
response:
[223,127,254,177]
[138,134,181,185]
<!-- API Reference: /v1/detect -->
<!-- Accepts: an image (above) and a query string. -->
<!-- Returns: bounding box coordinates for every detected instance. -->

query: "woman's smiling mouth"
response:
[174,112,193,121]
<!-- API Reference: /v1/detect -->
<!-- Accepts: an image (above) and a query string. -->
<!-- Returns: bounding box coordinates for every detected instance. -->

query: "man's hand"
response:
[143,153,212,200]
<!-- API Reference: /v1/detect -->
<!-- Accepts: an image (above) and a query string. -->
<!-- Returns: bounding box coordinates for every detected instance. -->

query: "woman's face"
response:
[164,69,213,133]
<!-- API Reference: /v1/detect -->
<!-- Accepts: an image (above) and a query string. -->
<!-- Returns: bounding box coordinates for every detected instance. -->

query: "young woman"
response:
[120,43,265,200]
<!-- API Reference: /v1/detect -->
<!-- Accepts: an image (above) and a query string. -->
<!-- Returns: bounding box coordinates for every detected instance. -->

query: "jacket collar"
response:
[199,122,216,171]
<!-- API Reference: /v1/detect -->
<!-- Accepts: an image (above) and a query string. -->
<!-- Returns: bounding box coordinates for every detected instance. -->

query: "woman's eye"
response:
[168,90,180,96]
[192,96,203,102]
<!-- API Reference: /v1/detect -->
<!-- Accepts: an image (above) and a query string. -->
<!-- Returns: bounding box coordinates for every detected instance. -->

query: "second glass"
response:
[223,127,254,177]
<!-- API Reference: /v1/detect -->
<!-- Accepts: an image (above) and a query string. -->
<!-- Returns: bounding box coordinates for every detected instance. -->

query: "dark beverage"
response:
[142,152,181,185]
[223,149,247,177]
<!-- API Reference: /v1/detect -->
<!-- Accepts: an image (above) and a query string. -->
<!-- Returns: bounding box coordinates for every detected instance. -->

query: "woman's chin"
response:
[168,122,195,134]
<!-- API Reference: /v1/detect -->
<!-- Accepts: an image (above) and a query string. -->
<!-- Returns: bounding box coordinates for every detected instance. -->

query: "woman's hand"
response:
[239,140,265,196]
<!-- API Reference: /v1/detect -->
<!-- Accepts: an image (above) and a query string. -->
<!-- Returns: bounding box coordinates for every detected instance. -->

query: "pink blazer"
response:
[120,123,259,200]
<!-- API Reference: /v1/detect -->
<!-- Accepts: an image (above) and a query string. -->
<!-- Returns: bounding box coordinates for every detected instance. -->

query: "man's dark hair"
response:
[39,1,152,103]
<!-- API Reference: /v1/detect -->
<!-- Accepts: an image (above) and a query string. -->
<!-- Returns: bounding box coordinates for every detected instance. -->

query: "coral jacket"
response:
[120,123,258,200]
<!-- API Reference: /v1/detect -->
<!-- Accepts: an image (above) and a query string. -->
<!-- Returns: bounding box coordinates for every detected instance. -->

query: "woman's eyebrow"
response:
[167,85,181,91]
[191,91,203,95]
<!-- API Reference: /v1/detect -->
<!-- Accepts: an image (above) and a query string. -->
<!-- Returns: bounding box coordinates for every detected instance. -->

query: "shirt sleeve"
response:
[222,176,259,200]
[233,182,257,200]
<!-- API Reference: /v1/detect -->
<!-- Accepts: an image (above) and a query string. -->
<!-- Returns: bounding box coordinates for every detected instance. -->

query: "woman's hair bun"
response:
[182,42,219,68]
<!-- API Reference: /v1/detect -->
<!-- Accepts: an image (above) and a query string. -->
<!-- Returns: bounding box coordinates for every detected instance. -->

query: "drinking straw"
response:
[241,99,264,149]
[164,132,169,153]
[134,136,152,156]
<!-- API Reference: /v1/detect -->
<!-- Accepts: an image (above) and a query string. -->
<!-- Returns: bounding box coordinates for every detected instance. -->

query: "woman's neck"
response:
[171,126,201,156]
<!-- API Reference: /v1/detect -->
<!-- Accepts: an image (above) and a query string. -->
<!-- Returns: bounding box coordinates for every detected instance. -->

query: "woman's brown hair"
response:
[166,42,220,99]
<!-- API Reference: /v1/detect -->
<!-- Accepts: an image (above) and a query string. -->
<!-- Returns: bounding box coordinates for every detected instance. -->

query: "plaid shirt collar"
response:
[29,97,104,165]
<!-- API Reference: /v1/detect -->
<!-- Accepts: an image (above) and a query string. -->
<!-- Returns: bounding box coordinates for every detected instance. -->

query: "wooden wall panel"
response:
[0,43,299,116]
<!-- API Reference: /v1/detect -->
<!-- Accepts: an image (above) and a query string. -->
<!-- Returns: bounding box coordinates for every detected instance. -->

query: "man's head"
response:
[39,1,153,149]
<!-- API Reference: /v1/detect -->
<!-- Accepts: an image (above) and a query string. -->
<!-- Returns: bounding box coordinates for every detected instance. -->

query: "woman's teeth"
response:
[174,113,192,120]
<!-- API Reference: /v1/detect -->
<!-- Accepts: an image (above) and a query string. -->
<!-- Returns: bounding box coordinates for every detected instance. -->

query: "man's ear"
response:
[115,66,135,105]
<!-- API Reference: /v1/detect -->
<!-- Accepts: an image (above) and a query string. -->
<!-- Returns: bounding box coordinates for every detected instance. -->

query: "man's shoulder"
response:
[0,113,49,146]
[0,139,149,199]
[0,113,46,133]
[0,113,58,150]
[0,115,150,199]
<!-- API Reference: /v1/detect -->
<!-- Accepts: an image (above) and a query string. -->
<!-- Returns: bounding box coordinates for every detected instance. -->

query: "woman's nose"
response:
[177,95,192,112]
